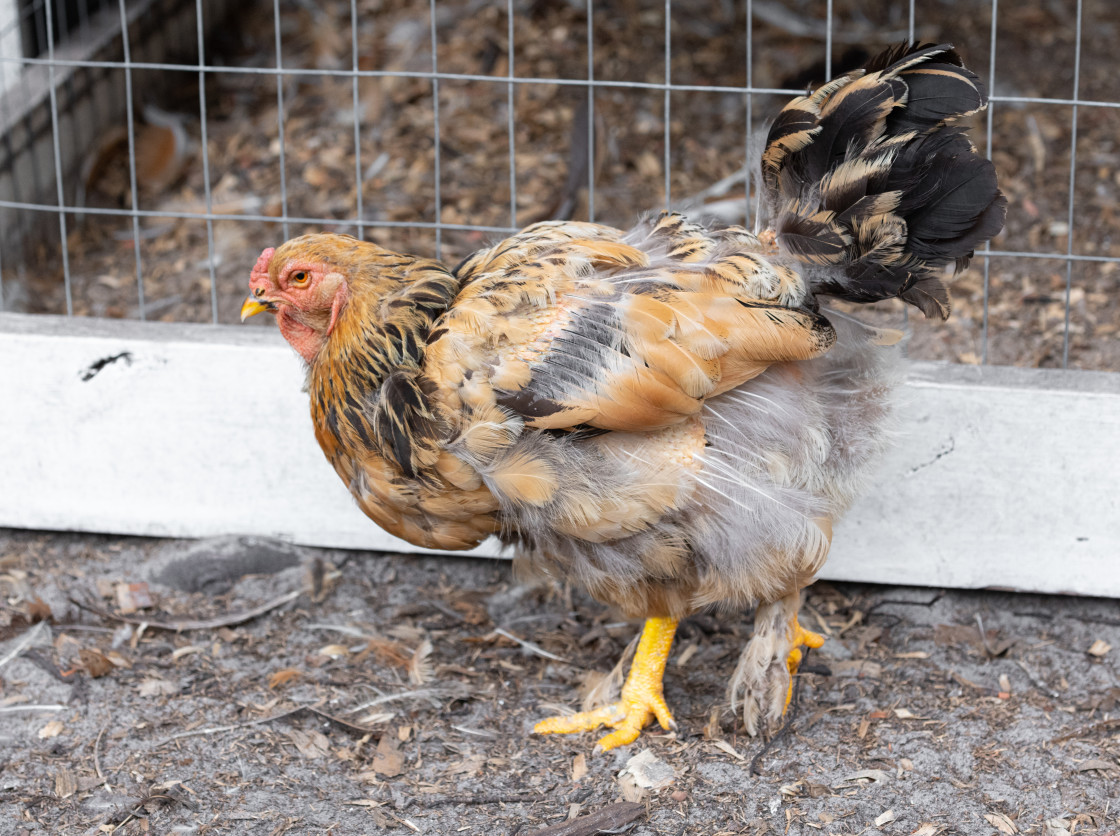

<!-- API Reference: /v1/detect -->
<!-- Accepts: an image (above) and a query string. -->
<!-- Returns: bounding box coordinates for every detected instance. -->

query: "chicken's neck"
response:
[308,259,460,478]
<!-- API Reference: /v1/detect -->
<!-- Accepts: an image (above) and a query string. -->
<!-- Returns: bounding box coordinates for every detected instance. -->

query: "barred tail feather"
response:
[762,42,1007,319]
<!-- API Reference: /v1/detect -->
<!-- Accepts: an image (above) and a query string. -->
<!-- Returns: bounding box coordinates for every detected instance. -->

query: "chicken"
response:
[241,43,1005,751]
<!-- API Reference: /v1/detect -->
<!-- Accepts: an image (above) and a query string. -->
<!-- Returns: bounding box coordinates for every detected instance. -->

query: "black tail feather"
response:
[763,42,1006,319]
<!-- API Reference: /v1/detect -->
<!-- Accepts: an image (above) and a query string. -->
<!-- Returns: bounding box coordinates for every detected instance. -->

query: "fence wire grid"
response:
[0,0,1116,371]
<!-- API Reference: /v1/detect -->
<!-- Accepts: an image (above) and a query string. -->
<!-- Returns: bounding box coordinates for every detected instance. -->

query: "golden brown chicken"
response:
[241,43,1005,751]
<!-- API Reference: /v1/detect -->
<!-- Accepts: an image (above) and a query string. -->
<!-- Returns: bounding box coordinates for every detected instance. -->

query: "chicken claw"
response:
[535,616,678,752]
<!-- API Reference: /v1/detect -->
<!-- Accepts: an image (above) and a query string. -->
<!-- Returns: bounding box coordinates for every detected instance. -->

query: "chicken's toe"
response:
[534,686,676,752]
[534,616,678,752]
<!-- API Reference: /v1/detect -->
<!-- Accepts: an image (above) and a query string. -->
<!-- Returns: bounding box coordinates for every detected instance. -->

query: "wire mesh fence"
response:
[0,0,1116,371]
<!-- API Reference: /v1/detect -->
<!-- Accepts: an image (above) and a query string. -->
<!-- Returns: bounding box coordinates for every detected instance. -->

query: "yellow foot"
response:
[783,619,826,711]
[534,615,678,752]
[534,687,676,752]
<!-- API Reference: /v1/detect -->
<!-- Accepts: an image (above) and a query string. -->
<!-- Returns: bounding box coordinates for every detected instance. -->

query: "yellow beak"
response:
[240,296,270,321]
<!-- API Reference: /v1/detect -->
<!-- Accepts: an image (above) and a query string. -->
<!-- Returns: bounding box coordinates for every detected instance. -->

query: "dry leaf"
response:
[115,582,153,615]
[703,706,721,741]
[443,755,485,777]
[171,645,205,661]
[137,677,179,697]
[268,669,302,689]
[79,648,115,678]
[620,749,675,790]
[617,772,647,803]
[805,781,831,798]
[984,812,1018,834]
[104,650,131,669]
[875,809,896,827]
[359,711,396,725]
[1087,639,1111,657]
[286,729,330,759]
[38,720,64,739]
[372,731,405,777]
[711,739,745,761]
[833,769,890,788]
[54,769,77,799]
[911,825,943,836]
[571,753,588,782]
[28,595,53,622]
[830,660,883,678]
[1076,758,1118,772]
[1042,819,1071,836]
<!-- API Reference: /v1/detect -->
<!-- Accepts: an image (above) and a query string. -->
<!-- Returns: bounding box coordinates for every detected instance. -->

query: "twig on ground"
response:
[155,702,382,747]
[422,792,546,806]
[304,703,387,735]
[1050,719,1120,744]
[0,620,50,672]
[492,627,572,665]
[93,721,109,782]
[527,801,645,836]
[974,613,1007,657]
[69,588,301,632]
[22,649,75,682]
[0,704,67,714]
[865,592,946,618]
[347,687,450,714]
[106,787,195,834]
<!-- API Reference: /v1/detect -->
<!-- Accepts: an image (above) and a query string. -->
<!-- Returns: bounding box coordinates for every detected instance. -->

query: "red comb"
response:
[252,247,276,282]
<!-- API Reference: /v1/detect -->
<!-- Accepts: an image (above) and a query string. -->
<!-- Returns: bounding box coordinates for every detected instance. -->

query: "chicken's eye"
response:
[290,270,309,286]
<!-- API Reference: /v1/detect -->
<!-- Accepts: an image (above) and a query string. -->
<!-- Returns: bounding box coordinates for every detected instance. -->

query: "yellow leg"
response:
[783,618,826,711]
[534,616,679,752]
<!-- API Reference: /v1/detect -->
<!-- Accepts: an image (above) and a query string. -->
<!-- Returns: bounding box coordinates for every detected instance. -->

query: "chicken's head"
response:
[240,235,352,363]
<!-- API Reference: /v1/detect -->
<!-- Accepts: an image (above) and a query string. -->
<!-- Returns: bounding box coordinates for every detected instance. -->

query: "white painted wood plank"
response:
[2,313,1117,596]
[821,365,1120,596]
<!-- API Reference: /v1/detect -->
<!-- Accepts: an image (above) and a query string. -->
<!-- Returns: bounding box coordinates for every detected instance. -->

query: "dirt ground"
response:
[1,528,1118,835]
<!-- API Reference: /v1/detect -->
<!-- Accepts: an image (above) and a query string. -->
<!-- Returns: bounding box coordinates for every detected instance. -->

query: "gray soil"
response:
[1,529,1118,835]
